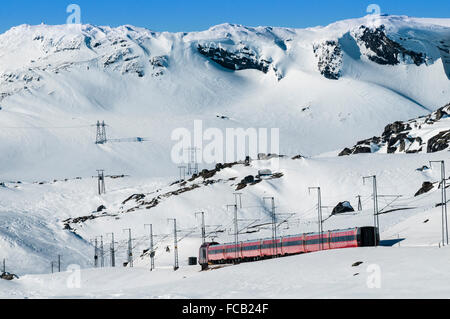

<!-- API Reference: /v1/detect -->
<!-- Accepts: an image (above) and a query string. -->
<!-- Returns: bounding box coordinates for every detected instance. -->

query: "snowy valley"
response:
[0,14,449,299]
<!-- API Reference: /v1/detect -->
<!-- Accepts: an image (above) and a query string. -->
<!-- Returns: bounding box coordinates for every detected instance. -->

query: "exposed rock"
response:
[197,44,271,74]
[332,201,355,215]
[313,40,343,80]
[415,182,434,197]
[338,148,353,157]
[353,146,372,155]
[356,25,426,66]
[1,272,19,281]
[122,194,145,205]
[427,130,450,153]
[150,56,168,68]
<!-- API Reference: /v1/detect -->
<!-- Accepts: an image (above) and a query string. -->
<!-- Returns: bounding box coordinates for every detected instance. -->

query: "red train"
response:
[199,227,379,270]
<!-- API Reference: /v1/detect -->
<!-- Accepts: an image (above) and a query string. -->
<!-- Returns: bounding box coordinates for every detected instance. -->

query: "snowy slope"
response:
[0,15,449,180]
[1,152,448,277]
[2,246,450,299]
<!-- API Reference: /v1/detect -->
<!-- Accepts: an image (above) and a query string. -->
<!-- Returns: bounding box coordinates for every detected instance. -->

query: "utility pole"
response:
[187,147,200,175]
[264,197,278,257]
[430,161,449,246]
[93,238,99,268]
[97,169,106,195]
[123,228,133,267]
[363,176,379,245]
[97,236,104,268]
[227,203,239,261]
[2,259,5,273]
[51,261,54,274]
[58,255,62,273]
[195,212,206,245]
[178,166,186,184]
[107,233,115,267]
[356,195,362,211]
[309,187,324,250]
[145,224,155,271]
[234,193,243,209]
[167,219,179,271]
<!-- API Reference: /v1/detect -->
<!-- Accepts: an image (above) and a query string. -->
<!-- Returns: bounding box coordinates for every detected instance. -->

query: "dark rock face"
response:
[427,130,450,153]
[332,202,355,215]
[357,25,426,66]
[197,44,271,73]
[339,137,379,156]
[313,40,343,80]
[415,182,434,197]
[1,272,18,281]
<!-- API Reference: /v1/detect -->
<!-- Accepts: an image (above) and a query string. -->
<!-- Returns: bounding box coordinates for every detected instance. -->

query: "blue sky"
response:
[0,0,448,33]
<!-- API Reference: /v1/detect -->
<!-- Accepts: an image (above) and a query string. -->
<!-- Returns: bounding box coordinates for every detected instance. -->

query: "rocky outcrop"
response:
[355,25,426,66]
[332,202,355,215]
[427,130,450,153]
[1,272,19,281]
[339,103,450,156]
[197,44,271,73]
[150,55,168,77]
[415,182,435,197]
[313,40,343,80]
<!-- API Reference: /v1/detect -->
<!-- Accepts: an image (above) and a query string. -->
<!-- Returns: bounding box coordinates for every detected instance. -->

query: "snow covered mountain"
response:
[0,15,449,180]
[1,15,450,298]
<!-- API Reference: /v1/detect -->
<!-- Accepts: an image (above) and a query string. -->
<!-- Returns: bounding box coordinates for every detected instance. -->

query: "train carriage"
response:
[261,239,281,257]
[241,240,262,259]
[281,235,305,256]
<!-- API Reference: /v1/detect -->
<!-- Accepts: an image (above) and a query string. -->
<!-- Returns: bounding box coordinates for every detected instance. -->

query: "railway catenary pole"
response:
[195,212,206,245]
[97,236,104,268]
[430,161,449,246]
[58,255,61,273]
[123,229,133,267]
[308,187,324,250]
[96,169,106,195]
[93,238,99,268]
[264,197,278,257]
[2,258,5,273]
[145,224,155,271]
[363,176,379,246]
[167,219,179,271]
[234,193,243,209]
[227,204,239,262]
[178,166,186,183]
[107,233,115,267]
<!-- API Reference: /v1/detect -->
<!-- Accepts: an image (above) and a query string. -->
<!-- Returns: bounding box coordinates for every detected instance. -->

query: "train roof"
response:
[208,227,365,247]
